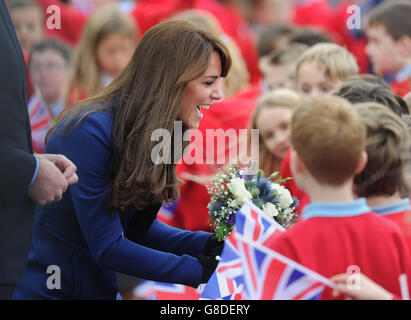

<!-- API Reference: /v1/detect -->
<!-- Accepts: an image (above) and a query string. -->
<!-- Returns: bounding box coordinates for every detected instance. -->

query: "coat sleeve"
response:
[0,2,37,205]
[0,144,37,204]
[55,112,203,287]
[127,219,212,257]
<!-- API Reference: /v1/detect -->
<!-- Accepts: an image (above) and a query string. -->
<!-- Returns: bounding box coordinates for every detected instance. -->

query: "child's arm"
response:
[330,273,395,300]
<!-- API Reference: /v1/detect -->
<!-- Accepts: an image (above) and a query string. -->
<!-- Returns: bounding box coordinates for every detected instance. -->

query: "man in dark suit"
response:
[0,1,78,299]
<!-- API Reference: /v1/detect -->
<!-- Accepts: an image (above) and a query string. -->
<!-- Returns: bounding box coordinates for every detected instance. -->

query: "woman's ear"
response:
[354,151,368,174]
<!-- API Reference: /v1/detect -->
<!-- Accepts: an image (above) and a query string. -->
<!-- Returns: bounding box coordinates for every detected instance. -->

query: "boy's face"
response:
[30,49,68,104]
[296,62,342,99]
[263,64,292,90]
[11,7,44,53]
[365,24,404,75]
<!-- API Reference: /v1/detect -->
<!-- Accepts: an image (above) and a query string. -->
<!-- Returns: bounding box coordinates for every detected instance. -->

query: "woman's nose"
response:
[211,79,224,100]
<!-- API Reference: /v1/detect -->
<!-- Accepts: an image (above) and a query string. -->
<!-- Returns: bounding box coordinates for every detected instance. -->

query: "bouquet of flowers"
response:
[207,166,299,241]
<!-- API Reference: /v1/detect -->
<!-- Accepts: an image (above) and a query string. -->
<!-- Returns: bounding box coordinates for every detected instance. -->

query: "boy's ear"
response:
[290,148,305,175]
[354,151,368,174]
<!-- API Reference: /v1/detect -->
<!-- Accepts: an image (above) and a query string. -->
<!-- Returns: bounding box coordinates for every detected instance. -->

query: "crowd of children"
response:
[7,0,411,300]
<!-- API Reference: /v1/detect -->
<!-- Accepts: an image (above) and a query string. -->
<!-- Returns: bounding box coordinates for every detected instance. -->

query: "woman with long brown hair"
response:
[13,20,231,300]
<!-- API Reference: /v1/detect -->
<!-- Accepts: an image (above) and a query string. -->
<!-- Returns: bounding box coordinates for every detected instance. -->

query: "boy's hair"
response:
[257,25,297,58]
[268,43,309,66]
[295,43,359,82]
[334,79,410,116]
[260,44,308,85]
[366,1,411,40]
[400,114,411,197]
[346,74,390,90]
[354,102,410,197]
[29,39,72,66]
[9,0,44,22]
[403,92,411,113]
[291,95,365,185]
[289,28,332,47]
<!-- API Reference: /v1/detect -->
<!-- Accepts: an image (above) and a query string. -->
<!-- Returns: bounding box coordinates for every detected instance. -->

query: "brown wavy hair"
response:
[51,20,231,212]
[354,102,410,197]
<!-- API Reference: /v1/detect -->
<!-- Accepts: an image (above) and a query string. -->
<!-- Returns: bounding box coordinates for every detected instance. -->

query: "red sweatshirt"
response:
[267,199,411,300]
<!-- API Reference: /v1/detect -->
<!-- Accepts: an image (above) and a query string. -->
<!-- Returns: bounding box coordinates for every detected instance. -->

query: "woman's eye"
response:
[204,81,214,86]
[263,132,274,140]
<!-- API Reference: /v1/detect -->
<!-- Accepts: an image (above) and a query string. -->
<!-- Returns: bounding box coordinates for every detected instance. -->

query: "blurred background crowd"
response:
[8,0,411,299]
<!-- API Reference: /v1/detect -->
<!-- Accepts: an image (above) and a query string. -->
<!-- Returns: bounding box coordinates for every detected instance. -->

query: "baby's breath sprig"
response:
[207,165,300,241]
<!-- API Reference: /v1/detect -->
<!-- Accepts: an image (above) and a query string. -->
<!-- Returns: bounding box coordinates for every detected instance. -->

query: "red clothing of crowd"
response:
[35,0,261,85]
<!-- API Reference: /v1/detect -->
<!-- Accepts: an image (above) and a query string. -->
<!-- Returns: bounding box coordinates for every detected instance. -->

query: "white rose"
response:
[278,188,293,209]
[227,177,252,206]
[271,183,282,191]
[263,202,279,218]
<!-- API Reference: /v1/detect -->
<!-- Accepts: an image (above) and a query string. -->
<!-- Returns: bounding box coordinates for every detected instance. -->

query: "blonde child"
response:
[295,42,359,99]
[267,95,411,300]
[281,43,359,211]
[62,4,137,108]
[249,89,299,175]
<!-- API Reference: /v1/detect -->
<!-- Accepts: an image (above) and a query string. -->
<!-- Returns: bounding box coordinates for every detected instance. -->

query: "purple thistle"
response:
[227,212,236,226]
[241,174,252,181]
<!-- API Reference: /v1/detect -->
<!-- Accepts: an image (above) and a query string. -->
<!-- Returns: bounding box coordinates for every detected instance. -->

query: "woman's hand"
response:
[197,254,219,283]
[204,234,224,256]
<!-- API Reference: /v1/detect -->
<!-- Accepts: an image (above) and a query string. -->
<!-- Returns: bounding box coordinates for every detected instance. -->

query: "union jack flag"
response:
[135,281,202,300]
[157,200,179,225]
[235,232,334,300]
[200,201,285,300]
[200,230,246,300]
[28,94,52,154]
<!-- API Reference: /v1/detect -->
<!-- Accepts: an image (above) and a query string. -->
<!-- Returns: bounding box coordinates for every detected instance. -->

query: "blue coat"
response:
[13,106,211,299]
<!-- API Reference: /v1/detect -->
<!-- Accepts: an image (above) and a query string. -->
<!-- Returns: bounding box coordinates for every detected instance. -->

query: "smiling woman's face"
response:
[178,51,224,129]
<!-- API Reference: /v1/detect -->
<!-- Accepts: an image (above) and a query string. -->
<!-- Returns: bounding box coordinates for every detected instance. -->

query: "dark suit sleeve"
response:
[0,2,36,205]
[0,144,36,203]
[62,113,203,287]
